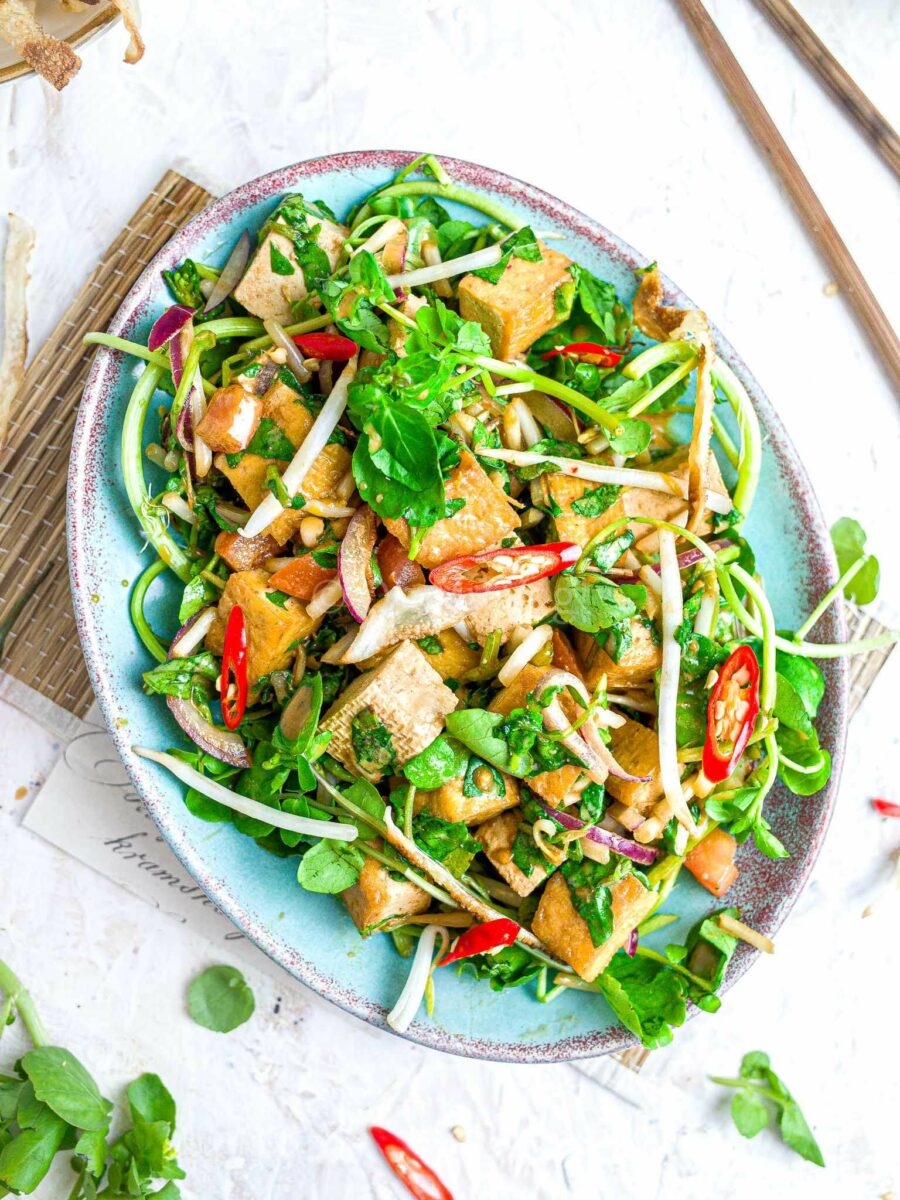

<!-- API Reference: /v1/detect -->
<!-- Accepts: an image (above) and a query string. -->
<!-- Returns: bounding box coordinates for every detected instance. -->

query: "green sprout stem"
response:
[729,564,776,714]
[129,558,169,663]
[794,556,868,639]
[0,958,48,1048]
[710,359,761,522]
[469,355,623,434]
[352,180,523,233]
[627,354,699,418]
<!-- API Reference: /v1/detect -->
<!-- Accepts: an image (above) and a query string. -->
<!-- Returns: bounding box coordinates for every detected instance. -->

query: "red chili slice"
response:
[437,917,520,967]
[292,332,358,360]
[702,645,760,784]
[429,542,580,594]
[872,799,900,818]
[369,1127,454,1200]
[541,341,623,368]
[220,605,248,730]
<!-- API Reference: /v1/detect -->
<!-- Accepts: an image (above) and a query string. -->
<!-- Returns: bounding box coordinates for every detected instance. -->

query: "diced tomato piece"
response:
[268,555,336,600]
[377,534,425,591]
[685,828,739,898]
[215,530,281,572]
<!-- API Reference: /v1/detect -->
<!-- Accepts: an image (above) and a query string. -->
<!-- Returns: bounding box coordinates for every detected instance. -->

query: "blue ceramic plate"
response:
[68,152,847,1062]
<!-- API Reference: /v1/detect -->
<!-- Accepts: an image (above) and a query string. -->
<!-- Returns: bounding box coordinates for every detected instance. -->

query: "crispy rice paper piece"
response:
[0,0,81,88]
[633,267,717,533]
[111,0,143,63]
[0,214,36,450]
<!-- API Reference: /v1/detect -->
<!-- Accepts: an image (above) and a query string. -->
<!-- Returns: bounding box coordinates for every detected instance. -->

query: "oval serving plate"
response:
[68,152,848,1062]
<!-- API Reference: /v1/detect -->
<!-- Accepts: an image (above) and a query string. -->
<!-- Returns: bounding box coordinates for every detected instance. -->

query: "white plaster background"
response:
[1,2,899,1196]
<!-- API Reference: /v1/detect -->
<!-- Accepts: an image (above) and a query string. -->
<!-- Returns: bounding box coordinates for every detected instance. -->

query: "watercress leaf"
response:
[142,653,218,702]
[0,1104,69,1192]
[731,1089,769,1139]
[444,709,515,775]
[21,1047,113,1131]
[554,574,637,632]
[246,417,297,462]
[830,517,880,605]
[184,787,232,824]
[773,673,814,734]
[598,952,686,1049]
[177,576,213,624]
[412,813,480,878]
[403,735,468,789]
[73,1126,107,1177]
[457,945,542,992]
[120,1118,185,1180]
[588,530,634,573]
[570,264,620,342]
[296,839,365,893]
[740,1049,771,1076]
[608,418,652,457]
[127,1073,176,1130]
[774,651,824,720]
[435,218,476,258]
[348,249,395,305]
[683,906,739,991]
[571,484,621,518]
[752,820,789,860]
[775,726,832,796]
[269,242,295,276]
[779,1099,825,1166]
[187,965,255,1033]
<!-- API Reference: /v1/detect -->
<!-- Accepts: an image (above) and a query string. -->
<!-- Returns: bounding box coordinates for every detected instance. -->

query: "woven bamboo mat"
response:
[0,171,214,719]
[0,170,894,1073]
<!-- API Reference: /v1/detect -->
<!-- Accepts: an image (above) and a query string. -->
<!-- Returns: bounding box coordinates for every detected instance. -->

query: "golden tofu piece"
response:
[383,450,518,569]
[233,210,347,321]
[215,443,351,545]
[476,809,547,897]
[458,242,572,359]
[414,627,480,682]
[205,569,317,685]
[604,717,664,814]
[580,619,662,690]
[416,769,519,825]
[543,474,629,549]
[320,641,457,780]
[342,851,431,934]
[532,870,656,981]
[487,666,596,802]
[261,379,315,448]
[195,384,263,454]
[465,578,554,645]
[625,448,726,553]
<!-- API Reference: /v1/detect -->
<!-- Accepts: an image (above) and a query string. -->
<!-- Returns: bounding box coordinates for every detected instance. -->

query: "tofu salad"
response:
[88,153,894,1047]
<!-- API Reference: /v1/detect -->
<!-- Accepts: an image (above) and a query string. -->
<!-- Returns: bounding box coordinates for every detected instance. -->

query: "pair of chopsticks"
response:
[675,0,900,395]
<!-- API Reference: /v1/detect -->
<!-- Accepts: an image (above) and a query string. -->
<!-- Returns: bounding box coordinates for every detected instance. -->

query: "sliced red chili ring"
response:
[292,332,358,360]
[437,917,520,967]
[429,542,580,594]
[369,1127,454,1200]
[541,340,623,368]
[702,644,760,784]
[872,799,900,818]
[220,604,248,730]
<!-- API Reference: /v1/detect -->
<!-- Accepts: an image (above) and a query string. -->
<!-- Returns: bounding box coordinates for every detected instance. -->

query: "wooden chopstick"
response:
[675,0,900,396]
[749,0,900,180]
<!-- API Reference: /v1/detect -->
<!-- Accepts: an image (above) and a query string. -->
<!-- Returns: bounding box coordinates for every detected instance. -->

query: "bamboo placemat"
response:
[0,170,894,1074]
[0,171,214,720]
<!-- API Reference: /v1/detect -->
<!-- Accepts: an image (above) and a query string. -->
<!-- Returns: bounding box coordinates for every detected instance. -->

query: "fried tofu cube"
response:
[625,448,726,553]
[414,627,480,682]
[320,640,457,779]
[205,569,317,684]
[476,809,548,897]
[215,442,352,545]
[342,850,431,934]
[233,203,347,321]
[604,717,664,813]
[465,578,555,645]
[261,377,315,448]
[214,529,281,572]
[383,450,518,569]
[580,619,662,690]
[416,768,519,825]
[195,384,263,454]
[488,665,598,802]
[532,870,657,981]
[543,474,629,549]
[458,242,572,359]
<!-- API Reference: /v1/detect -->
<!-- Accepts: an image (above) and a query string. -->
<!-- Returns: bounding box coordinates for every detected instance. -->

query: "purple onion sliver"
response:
[536,798,657,865]
[625,928,638,957]
[148,304,194,353]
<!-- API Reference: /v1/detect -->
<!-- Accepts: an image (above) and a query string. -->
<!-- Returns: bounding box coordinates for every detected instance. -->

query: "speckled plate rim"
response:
[0,5,119,86]
[68,150,848,1063]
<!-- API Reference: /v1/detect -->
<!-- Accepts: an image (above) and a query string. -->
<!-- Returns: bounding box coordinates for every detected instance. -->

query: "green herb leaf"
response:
[597,953,686,1049]
[350,708,396,777]
[731,1088,770,1138]
[296,839,365,893]
[127,1073,177,1130]
[830,517,880,605]
[471,226,542,284]
[403,734,468,789]
[571,484,621,518]
[0,1103,69,1193]
[269,241,295,276]
[608,418,652,457]
[554,573,638,632]
[712,1051,824,1166]
[21,1046,113,1131]
[187,965,255,1033]
[246,416,297,461]
[412,813,480,878]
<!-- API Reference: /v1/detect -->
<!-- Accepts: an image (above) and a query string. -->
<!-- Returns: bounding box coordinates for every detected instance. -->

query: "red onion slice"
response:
[338,504,377,622]
[607,539,734,585]
[165,612,252,768]
[149,304,194,352]
[533,668,648,782]
[536,798,658,865]
[625,928,639,957]
[203,230,251,314]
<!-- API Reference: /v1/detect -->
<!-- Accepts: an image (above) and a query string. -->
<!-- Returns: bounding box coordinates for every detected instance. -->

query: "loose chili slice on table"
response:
[541,340,623,368]
[437,917,520,967]
[429,542,580,594]
[292,332,358,360]
[702,644,761,784]
[872,799,900,818]
[220,604,248,730]
[369,1127,454,1200]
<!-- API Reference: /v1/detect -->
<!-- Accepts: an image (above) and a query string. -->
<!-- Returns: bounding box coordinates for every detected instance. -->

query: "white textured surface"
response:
[1,2,899,1196]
